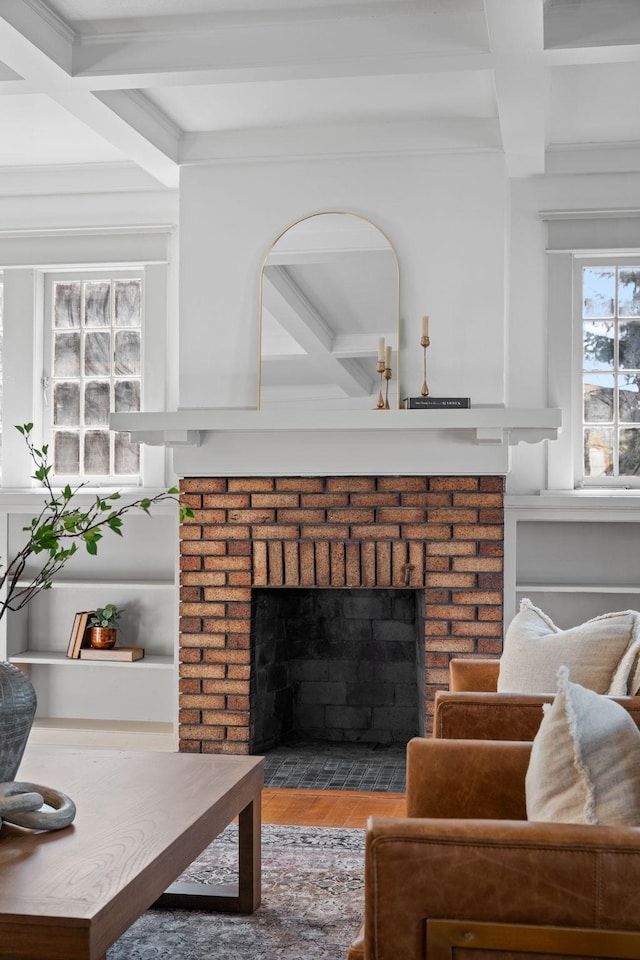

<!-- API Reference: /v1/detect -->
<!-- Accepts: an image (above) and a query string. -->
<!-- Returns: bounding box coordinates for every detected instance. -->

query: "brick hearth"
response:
[178,475,504,755]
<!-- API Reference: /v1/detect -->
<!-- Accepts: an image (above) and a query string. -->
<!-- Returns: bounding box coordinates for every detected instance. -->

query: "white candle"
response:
[385,345,392,370]
[378,337,385,363]
[422,315,429,337]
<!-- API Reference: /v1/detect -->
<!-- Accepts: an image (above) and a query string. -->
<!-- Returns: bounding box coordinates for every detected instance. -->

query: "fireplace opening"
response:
[252,587,425,754]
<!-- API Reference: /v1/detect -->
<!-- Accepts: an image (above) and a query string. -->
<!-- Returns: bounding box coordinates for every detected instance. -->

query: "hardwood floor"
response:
[262,788,406,828]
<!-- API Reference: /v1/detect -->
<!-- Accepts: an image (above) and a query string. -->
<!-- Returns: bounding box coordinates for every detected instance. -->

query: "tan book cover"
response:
[66,611,95,659]
[78,646,145,662]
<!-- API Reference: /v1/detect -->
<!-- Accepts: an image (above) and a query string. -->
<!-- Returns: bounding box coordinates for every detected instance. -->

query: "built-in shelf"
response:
[1,504,178,747]
[505,495,640,626]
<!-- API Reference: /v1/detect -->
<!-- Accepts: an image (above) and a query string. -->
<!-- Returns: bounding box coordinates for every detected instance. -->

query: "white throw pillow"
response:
[526,667,640,825]
[497,599,640,696]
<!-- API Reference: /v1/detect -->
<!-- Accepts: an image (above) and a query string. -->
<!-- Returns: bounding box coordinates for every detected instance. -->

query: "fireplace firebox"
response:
[252,587,425,752]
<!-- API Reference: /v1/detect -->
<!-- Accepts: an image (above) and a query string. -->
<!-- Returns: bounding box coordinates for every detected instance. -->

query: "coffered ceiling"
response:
[0,0,639,192]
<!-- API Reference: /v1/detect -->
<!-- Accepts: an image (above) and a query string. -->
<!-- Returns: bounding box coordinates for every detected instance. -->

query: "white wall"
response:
[178,153,508,411]
[4,154,639,494]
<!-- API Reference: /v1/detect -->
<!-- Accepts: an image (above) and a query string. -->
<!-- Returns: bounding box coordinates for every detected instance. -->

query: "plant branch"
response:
[0,424,193,619]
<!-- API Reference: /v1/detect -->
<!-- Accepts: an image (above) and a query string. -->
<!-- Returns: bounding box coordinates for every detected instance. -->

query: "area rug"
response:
[107,823,365,960]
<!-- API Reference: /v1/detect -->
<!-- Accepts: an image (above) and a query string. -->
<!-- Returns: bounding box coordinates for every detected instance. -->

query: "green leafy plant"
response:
[0,423,194,618]
[89,604,121,629]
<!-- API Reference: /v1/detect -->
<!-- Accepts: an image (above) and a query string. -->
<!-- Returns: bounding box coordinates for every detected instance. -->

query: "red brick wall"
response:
[178,475,504,754]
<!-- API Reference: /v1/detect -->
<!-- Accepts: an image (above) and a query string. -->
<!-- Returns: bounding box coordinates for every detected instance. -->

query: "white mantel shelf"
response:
[111,407,562,477]
[111,407,562,448]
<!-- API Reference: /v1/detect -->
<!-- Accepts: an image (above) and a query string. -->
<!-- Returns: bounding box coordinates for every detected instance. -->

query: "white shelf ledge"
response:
[111,407,562,448]
[517,584,640,595]
[28,719,176,751]
[15,579,174,590]
[10,651,173,668]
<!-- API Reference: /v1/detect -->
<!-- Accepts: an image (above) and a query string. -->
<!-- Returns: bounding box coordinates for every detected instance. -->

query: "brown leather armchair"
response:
[433,658,640,740]
[347,736,640,960]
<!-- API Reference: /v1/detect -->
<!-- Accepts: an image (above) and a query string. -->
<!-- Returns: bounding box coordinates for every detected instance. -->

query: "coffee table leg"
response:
[154,793,262,914]
[238,792,261,913]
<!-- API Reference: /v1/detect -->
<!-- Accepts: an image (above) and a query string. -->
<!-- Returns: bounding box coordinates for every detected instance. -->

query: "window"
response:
[581,261,640,483]
[545,213,640,492]
[45,271,142,482]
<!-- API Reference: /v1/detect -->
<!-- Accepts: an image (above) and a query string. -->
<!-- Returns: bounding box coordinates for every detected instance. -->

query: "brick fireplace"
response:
[178,474,504,755]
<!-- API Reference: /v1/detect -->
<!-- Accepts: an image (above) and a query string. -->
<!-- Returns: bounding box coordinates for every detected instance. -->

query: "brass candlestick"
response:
[375,359,386,409]
[420,334,430,397]
[384,365,392,409]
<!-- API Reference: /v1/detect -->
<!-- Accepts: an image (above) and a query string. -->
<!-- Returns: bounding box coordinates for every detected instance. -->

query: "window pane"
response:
[115,380,140,412]
[53,382,80,426]
[115,280,141,327]
[114,432,139,475]
[583,321,614,370]
[583,268,615,318]
[618,268,640,318]
[84,381,110,425]
[84,331,111,376]
[619,375,640,422]
[584,374,614,422]
[584,427,613,477]
[619,322,640,369]
[54,431,79,474]
[54,282,81,328]
[619,428,640,475]
[84,430,110,475]
[85,282,111,327]
[54,332,80,377]
[115,330,140,375]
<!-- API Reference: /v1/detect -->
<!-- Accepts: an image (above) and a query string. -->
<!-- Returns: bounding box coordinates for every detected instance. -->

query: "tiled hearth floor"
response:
[263,740,407,792]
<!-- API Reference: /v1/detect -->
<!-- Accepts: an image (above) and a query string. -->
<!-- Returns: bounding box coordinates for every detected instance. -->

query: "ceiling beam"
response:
[484,0,546,177]
[69,5,491,88]
[0,2,179,188]
[544,43,640,67]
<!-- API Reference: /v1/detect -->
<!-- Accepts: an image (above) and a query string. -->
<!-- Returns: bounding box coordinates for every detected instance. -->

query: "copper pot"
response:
[89,627,117,649]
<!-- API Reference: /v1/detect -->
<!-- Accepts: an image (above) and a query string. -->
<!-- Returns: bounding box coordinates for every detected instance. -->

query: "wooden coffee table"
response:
[0,745,264,960]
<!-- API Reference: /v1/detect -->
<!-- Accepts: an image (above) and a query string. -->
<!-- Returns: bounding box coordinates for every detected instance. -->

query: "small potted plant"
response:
[88,604,122,650]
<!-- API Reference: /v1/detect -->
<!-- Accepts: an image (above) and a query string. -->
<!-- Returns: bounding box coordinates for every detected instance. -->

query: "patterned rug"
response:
[107,823,365,960]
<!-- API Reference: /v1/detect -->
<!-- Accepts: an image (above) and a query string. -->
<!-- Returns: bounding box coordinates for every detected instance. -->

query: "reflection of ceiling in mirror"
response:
[260,214,398,409]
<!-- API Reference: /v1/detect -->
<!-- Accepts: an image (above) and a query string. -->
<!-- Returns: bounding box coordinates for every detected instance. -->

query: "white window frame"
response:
[43,267,146,487]
[0,228,172,491]
[545,210,640,493]
[574,254,640,489]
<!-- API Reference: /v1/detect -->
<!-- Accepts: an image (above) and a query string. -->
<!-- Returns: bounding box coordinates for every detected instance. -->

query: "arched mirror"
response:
[258,212,399,409]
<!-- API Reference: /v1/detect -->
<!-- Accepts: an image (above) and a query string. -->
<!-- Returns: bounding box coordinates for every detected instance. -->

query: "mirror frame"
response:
[258,210,400,410]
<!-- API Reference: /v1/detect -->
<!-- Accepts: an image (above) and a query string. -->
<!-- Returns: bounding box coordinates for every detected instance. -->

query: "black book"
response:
[403,397,471,409]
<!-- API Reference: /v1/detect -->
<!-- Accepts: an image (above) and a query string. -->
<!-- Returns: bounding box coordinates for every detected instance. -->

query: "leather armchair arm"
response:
[449,657,499,691]
[433,690,552,740]
[406,737,530,820]
[362,816,640,960]
[433,691,640,741]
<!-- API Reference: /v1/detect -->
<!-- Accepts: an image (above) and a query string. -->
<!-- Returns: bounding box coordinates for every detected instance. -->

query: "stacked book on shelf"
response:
[403,397,471,409]
[66,610,94,658]
[79,647,145,662]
